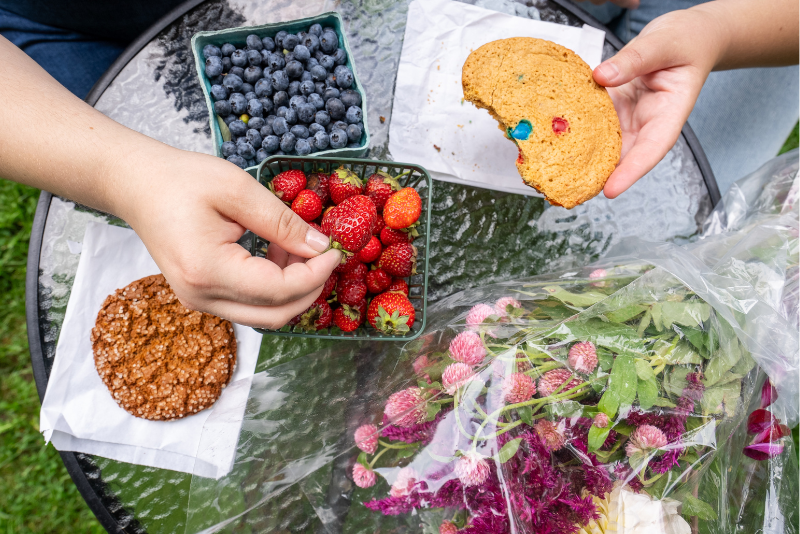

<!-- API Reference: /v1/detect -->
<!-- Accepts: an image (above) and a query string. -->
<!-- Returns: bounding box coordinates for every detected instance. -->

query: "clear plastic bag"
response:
[184,152,798,534]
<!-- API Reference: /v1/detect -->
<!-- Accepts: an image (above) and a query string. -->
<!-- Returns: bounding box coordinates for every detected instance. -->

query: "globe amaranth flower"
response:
[353,463,377,488]
[448,330,486,366]
[502,372,536,404]
[538,368,583,398]
[442,362,479,395]
[568,341,598,374]
[354,423,379,454]
[439,520,458,534]
[385,387,428,427]
[494,296,522,316]
[389,466,418,497]
[625,424,667,457]
[594,413,610,429]
[589,268,608,287]
[466,303,495,328]
[534,419,566,451]
[454,451,490,487]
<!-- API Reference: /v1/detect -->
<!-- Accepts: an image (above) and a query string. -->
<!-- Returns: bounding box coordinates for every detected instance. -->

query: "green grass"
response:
[780,122,799,155]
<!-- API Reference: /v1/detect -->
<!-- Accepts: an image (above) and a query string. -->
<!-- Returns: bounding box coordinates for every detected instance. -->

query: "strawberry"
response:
[269,169,307,202]
[321,195,377,253]
[380,227,413,246]
[334,254,362,274]
[309,222,323,233]
[372,217,385,236]
[367,292,415,334]
[333,304,362,332]
[341,262,368,281]
[320,272,338,300]
[383,188,421,229]
[337,280,367,306]
[388,278,409,296]
[365,171,401,211]
[291,189,323,222]
[366,268,391,294]
[306,171,330,204]
[355,236,382,263]
[329,167,364,205]
[378,243,417,277]
[294,298,332,332]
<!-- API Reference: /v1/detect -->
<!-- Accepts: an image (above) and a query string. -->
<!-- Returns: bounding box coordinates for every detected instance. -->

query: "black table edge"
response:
[25,2,720,533]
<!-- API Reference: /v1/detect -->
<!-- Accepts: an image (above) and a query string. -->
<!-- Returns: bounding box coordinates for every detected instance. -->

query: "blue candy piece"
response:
[510,119,533,141]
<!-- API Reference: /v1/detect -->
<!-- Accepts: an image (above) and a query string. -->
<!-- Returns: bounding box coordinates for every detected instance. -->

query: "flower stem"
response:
[369,447,390,468]
[378,440,418,450]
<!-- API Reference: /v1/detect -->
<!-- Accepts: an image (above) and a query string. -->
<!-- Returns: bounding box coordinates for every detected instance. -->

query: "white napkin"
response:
[39,222,262,479]
[389,0,606,196]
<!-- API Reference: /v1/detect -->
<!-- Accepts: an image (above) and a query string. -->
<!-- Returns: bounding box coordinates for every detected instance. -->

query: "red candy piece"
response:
[552,117,569,135]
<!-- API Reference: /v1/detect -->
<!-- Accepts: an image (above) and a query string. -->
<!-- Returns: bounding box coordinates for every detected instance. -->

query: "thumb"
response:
[593,33,668,87]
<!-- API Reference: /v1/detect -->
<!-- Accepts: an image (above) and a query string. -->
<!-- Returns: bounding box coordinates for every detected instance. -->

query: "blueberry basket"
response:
[190,12,370,172]
[246,156,431,341]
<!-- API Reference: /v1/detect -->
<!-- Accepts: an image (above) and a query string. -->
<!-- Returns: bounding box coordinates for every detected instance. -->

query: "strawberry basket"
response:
[248,155,431,340]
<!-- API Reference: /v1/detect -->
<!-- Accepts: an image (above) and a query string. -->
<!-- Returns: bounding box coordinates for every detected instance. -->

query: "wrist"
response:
[688,2,733,72]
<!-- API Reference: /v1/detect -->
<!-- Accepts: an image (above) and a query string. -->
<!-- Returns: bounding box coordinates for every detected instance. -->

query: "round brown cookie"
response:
[462,38,621,209]
[91,274,237,421]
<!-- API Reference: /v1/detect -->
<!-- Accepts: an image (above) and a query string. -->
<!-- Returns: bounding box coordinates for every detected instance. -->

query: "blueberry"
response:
[272,117,289,135]
[255,148,269,163]
[265,114,276,126]
[322,26,336,34]
[329,129,347,149]
[289,95,307,110]
[231,49,248,67]
[334,66,354,88]
[309,23,323,36]
[287,81,301,97]
[274,150,285,156]
[295,138,312,155]
[322,87,340,102]
[307,93,324,110]
[325,98,346,120]
[254,78,273,97]
[203,44,221,59]
[262,135,280,152]
[284,108,298,125]
[308,122,325,135]
[345,106,362,124]
[208,74,224,85]
[314,50,325,62]
[229,119,248,136]
[229,93,247,114]
[246,34,263,51]
[247,99,264,117]
[306,57,320,69]
[227,155,247,168]
[246,129,263,147]
[268,53,285,70]
[221,141,237,157]
[221,71,242,91]
[319,55,334,71]
[309,64,327,83]
[302,34,319,54]
[333,48,347,66]
[290,124,309,139]
[243,90,256,102]
[259,123,273,137]
[261,36,275,52]
[248,116,265,130]
[243,66,263,84]
[221,57,232,73]
[260,49,271,64]
[293,44,311,62]
[259,98,274,115]
[332,120,349,132]
[313,130,330,150]
[222,114,236,125]
[285,60,304,79]
[275,31,288,48]
[297,103,316,124]
[273,90,289,107]
[315,81,326,95]
[205,56,223,77]
[283,33,299,51]
[280,132,297,152]
[229,66,245,79]
[320,30,338,53]
[246,158,256,167]
[300,70,313,83]
[284,52,295,63]
[238,142,256,159]
[221,43,236,57]
[347,123,362,142]
[276,106,288,118]
[314,110,331,126]
[340,89,361,108]
[214,100,231,116]
[211,84,228,100]
[325,73,337,88]
[271,70,289,91]
[246,49,262,66]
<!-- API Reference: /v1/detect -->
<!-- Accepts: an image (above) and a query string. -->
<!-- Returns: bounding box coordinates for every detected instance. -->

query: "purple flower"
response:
[761,378,778,409]
[743,441,785,461]
[380,407,451,445]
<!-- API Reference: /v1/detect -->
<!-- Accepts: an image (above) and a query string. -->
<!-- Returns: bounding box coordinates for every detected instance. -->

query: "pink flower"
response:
[593,413,610,429]
[761,378,778,409]
[589,268,608,287]
[442,362,478,395]
[626,424,668,456]
[466,304,495,328]
[439,520,459,534]
[352,463,377,488]
[354,424,379,454]
[454,451,490,487]
[502,373,536,404]
[390,466,417,497]
[743,441,785,461]
[747,408,777,434]
[385,387,428,427]
[448,331,486,366]
[537,368,582,398]
[412,354,430,376]
[534,419,566,451]
[494,296,522,316]
[568,341,598,374]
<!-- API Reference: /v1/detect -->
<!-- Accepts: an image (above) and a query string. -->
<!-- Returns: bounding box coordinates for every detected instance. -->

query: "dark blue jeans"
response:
[0,6,125,100]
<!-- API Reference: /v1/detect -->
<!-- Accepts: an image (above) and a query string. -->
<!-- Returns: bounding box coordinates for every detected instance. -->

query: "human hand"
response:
[573,0,640,9]
[113,147,341,329]
[592,8,723,198]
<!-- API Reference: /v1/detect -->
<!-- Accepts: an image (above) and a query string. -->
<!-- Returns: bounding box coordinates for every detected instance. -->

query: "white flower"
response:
[578,483,691,534]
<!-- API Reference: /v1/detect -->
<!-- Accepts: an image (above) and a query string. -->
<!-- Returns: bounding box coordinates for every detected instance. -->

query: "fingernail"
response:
[306,228,330,253]
[596,62,619,83]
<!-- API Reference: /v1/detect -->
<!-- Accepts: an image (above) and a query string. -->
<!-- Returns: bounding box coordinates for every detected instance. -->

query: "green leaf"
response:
[637,377,659,410]
[597,346,614,372]
[665,367,692,396]
[660,302,711,329]
[681,494,718,521]
[544,400,584,419]
[608,352,638,410]
[396,446,418,459]
[587,425,611,453]
[650,303,663,331]
[426,402,442,421]
[681,327,709,358]
[598,389,620,418]
[497,438,523,463]
[554,319,645,353]
[637,308,652,337]
[612,422,633,436]
[357,452,370,469]
[704,337,742,387]
[217,115,232,142]
[668,342,704,365]
[634,359,655,381]
[701,379,741,416]
[653,397,677,408]
[605,304,647,324]
[542,286,608,308]
[517,406,533,426]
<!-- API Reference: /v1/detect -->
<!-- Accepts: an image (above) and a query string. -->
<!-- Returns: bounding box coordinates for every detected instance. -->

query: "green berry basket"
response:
[246,155,431,341]
[190,11,370,172]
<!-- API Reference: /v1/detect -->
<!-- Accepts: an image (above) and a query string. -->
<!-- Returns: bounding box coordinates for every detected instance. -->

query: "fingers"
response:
[593,33,667,87]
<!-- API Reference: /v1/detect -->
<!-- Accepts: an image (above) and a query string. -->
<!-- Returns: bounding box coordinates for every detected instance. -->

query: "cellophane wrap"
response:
[185,151,799,534]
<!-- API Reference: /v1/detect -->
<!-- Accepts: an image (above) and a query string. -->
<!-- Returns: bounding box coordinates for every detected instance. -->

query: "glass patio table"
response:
[25,0,719,532]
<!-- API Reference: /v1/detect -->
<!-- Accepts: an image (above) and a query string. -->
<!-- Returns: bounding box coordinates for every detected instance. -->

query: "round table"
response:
[26,0,718,532]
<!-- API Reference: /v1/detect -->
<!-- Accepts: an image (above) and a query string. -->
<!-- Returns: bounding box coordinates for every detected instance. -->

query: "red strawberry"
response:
[333,304,362,332]
[321,195,377,253]
[334,254,362,274]
[366,268,391,294]
[291,189,323,222]
[294,298,332,331]
[306,171,330,204]
[329,167,364,205]
[365,171,401,211]
[383,188,421,229]
[378,243,417,277]
[355,236,382,263]
[372,217,385,236]
[354,298,367,324]
[320,272,338,300]
[269,169,307,202]
[380,227,412,246]
[367,292,415,334]
[309,222,323,233]
[337,280,367,306]
[341,262,368,281]
[388,278,409,296]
